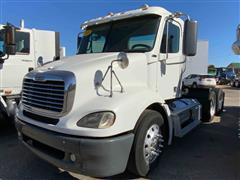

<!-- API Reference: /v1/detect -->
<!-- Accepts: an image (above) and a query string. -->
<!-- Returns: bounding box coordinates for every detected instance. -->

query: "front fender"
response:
[59,87,168,137]
[19,87,172,139]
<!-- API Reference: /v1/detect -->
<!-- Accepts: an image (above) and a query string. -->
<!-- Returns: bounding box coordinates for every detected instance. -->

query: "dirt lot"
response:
[0,86,239,180]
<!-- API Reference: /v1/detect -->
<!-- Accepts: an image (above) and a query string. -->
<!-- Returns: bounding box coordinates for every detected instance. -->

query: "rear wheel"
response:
[0,103,8,124]
[235,81,239,87]
[202,91,216,122]
[216,90,225,115]
[127,110,165,177]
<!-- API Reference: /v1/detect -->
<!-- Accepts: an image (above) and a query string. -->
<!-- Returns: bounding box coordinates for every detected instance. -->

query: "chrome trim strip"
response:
[23,81,64,88]
[22,93,64,101]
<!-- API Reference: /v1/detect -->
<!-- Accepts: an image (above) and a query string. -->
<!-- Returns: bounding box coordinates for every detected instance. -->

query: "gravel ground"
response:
[0,85,239,180]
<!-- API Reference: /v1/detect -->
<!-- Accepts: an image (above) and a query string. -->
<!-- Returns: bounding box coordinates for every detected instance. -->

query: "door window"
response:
[160,22,180,53]
[15,31,30,54]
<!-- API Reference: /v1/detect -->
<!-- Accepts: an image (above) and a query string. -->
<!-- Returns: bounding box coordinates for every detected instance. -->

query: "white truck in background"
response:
[13,6,225,177]
[183,40,208,78]
[0,20,64,122]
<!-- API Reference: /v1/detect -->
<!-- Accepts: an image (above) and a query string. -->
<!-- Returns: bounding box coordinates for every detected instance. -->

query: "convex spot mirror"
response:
[183,19,198,56]
[117,52,129,69]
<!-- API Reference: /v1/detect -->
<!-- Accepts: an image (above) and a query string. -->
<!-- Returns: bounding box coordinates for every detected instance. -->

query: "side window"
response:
[86,33,106,53]
[15,31,30,54]
[128,34,155,51]
[160,22,180,53]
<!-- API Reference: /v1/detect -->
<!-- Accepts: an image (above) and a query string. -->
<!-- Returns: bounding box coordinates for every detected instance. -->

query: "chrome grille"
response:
[21,70,76,119]
[22,78,65,112]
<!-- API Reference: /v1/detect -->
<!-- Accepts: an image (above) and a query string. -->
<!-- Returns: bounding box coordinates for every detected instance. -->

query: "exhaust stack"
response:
[20,19,24,29]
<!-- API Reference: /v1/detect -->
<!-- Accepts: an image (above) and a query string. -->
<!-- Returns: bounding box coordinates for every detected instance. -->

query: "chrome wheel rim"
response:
[236,81,239,87]
[210,99,216,117]
[218,96,223,110]
[143,124,164,165]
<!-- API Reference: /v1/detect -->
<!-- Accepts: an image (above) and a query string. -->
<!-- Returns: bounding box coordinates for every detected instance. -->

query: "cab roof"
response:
[81,6,172,29]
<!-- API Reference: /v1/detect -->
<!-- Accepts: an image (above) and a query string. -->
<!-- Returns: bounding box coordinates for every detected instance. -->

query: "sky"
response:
[0,0,239,67]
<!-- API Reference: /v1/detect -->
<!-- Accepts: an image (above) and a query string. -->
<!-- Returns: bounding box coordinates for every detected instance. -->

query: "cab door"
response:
[0,30,34,95]
[158,20,184,99]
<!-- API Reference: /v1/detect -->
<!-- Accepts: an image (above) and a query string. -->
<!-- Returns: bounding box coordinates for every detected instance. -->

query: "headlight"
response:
[77,111,115,129]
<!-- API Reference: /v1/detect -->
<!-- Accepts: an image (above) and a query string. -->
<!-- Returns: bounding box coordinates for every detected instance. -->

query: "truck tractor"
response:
[0,20,64,123]
[15,5,224,177]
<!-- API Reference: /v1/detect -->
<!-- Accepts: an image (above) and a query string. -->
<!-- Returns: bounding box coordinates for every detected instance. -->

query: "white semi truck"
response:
[0,21,63,122]
[14,6,224,177]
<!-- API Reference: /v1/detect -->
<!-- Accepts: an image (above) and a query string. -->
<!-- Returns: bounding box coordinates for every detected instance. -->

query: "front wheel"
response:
[127,110,165,177]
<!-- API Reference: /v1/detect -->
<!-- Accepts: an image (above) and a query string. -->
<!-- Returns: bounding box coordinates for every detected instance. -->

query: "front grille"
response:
[22,78,65,113]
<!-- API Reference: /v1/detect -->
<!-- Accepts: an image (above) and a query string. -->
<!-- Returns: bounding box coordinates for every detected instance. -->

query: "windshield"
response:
[77,15,160,54]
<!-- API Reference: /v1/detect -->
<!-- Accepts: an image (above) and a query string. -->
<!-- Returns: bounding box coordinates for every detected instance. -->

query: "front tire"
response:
[127,110,165,177]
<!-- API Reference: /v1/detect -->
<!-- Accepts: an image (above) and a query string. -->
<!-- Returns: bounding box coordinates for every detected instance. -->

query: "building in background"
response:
[227,62,240,76]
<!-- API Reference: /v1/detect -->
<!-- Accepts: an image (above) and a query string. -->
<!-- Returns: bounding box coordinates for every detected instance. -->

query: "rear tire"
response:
[216,90,225,115]
[0,104,8,124]
[201,91,216,122]
[127,110,166,177]
[235,81,239,87]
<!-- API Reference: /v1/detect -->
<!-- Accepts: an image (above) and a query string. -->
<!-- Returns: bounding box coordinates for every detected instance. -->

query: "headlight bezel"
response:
[76,111,116,129]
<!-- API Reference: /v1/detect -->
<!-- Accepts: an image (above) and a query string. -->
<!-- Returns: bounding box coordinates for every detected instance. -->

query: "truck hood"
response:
[35,52,148,95]
[36,52,149,90]
[38,53,124,72]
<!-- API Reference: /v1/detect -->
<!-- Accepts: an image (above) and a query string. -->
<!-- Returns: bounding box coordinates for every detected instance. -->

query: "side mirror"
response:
[5,24,16,55]
[183,19,198,56]
[117,52,129,69]
[0,30,5,57]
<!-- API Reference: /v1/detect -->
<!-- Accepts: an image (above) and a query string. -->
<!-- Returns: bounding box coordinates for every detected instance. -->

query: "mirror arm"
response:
[102,59,125,97]
[169,12,190,21]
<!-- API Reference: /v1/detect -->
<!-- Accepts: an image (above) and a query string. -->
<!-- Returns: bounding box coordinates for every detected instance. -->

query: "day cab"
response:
[15,5,224,177]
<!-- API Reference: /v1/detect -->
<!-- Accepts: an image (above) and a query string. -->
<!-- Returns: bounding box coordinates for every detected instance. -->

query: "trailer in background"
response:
[183,40,208,78]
